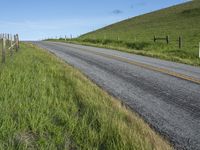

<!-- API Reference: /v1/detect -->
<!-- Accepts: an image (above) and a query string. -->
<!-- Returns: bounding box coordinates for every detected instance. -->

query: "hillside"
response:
[73,0,200,66]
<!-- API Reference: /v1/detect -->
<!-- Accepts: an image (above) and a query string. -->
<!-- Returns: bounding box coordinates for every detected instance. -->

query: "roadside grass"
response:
[0,43,172,149]
[49,38,200,66]
[49,0,200,66]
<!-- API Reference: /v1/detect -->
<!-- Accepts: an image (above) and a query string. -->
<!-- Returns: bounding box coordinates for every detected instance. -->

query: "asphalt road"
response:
[34,41,200,150]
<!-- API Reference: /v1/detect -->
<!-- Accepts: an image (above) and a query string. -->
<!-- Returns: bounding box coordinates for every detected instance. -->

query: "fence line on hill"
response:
[0,33,19,64]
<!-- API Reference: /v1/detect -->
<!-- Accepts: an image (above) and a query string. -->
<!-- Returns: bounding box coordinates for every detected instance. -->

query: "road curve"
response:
[33,41,200,150]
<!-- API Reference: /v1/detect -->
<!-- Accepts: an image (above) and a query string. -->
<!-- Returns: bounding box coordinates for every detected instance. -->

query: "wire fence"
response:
[0,33,19,64]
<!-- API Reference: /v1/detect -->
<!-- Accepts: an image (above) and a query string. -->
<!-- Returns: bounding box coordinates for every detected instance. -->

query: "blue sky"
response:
[0,0,188,40]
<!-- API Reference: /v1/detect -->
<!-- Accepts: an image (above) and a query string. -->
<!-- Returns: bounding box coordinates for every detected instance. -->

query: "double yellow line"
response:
[56,42,200,85]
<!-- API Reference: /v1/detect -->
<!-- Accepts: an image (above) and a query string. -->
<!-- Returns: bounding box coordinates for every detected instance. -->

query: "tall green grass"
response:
[0,43,172,149]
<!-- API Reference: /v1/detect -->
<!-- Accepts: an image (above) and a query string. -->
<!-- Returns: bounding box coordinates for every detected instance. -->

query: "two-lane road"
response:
[34,41,200,150]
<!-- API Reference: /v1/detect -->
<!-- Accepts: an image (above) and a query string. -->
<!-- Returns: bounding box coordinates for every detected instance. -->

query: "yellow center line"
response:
[55,42,200,85]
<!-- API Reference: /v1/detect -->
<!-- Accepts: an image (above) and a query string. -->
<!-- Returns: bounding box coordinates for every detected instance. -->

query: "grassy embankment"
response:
[49,0,200,66]
[0,43,172,149]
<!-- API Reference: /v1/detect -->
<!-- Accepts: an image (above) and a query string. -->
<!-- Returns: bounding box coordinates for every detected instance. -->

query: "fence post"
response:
[179,36,182,49]
[7,34,9,46]
[10,35,13,57]
[166,35,169,44]
[2,37,6,63]
[153,36,156,42]
[199,42,200,58]
[16,34,19,49]
[14,35,18,52]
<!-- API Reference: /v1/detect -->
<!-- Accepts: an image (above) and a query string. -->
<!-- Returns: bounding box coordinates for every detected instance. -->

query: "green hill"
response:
[74,0,200,66]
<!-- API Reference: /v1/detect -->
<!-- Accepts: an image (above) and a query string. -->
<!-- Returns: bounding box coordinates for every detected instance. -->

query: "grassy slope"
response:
[0,43,172,149]
[54,0,200,66]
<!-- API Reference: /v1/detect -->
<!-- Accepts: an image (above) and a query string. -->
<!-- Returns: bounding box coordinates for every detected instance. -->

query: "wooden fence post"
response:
[154,35,156,42]
[2,37,6,63]
[16,35,18,51]
[199,42,200,58]
[179,36,182,49]
[166,35,169,44]
[7,34,9,46]
[10,35,13,57]
[14,35,18,52]
[16,34,19,49]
